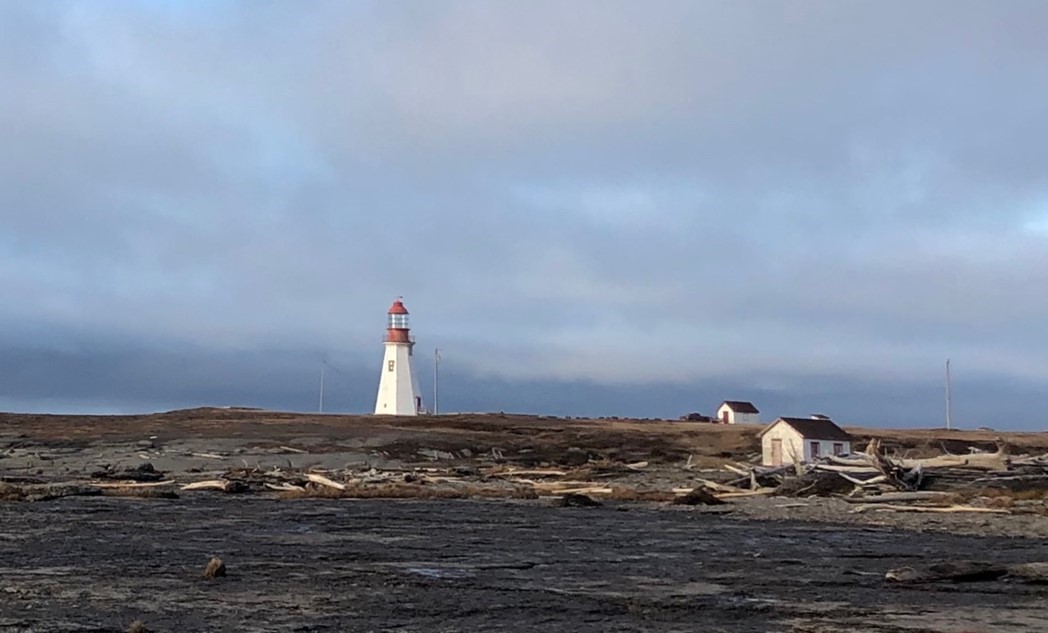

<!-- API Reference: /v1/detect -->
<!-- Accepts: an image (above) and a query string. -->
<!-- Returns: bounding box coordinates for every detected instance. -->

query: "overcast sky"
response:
[2,1,1047,428]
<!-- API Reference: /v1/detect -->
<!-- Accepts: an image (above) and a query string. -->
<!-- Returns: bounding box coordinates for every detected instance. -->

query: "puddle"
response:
[249,523,315,536]
[404,566,475,580]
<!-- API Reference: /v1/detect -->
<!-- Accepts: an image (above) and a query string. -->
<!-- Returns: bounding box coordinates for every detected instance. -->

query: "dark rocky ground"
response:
[0,498,1045,633]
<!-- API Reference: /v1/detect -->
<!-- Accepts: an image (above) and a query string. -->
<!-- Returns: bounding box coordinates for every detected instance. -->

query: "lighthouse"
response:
[374,298,423,416]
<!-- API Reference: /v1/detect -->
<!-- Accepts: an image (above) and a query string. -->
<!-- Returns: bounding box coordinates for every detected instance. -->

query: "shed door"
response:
[721,410,730,424]
[771,439,783,466]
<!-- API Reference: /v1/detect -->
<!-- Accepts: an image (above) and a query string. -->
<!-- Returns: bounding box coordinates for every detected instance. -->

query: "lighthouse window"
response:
[389,314,409,329]
[387,360,395,372]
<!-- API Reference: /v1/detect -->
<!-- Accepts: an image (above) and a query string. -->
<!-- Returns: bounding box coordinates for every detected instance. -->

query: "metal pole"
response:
[435,348,443,415]
[433,349,440,415]
[945,359,952,430]
[319,361,326,414]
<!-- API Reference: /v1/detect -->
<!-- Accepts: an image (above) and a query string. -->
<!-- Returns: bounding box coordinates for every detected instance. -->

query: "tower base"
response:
[374,342,422,416]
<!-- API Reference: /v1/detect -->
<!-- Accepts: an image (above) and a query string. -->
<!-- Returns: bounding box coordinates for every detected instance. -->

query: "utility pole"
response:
[433,348,441,415]
[945,358,952,430]
[319,360,326,414]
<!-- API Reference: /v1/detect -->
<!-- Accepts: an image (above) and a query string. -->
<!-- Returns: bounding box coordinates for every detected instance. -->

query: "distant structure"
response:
[374,298,423,416]
[758,416,851,466]
[715,401,760,425]
[679,412,713,423]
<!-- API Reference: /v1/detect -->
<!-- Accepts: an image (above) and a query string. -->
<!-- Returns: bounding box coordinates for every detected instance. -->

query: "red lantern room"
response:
[385,298,412,344]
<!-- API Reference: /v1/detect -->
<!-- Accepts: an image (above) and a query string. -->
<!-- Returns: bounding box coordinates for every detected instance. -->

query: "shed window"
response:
[810,442,820,458]
[833,443,844,456]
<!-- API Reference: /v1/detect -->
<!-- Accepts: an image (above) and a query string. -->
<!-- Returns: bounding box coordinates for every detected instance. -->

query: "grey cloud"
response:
[0,333,1043,430]
[2,2,1048,425]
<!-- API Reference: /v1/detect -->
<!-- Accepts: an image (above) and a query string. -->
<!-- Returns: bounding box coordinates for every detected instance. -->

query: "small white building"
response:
[758,417,851,466]
[715,401,760,425]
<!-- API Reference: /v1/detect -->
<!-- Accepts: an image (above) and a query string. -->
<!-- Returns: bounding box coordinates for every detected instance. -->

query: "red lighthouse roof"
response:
[385,298,412,343]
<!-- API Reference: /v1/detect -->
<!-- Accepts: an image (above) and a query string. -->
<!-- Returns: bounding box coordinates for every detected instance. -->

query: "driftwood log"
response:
[842,491,952,504]
[91,480,176,489]
[893,446,1010,471]
[305,473,345,491]
[969,474,1048,492]
[264,482,306,492]
[850,504,1010,514]
[181,480,249,493]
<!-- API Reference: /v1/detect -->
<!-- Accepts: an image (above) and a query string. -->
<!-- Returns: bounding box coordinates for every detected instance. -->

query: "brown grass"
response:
[2,482,180,502]
[127,620,150,633]
[0,482,25,501]
[853,427,1048,457]
[933,487,1048,511]
[981,496,1015,509]
[978,487,1048,501]
[2,408,1046,473]
[203,557,226,579]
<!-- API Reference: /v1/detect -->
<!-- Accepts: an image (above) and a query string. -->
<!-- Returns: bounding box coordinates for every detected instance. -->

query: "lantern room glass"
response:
[388,313,409,329]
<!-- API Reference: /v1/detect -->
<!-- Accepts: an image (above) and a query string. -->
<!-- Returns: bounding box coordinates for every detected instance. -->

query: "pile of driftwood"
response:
[711,439,1048,514]
[170,440,1044,509]
[172,462,655,500]
[4,438,1046,511]
[179,466,416,494]
[166,460,736,505]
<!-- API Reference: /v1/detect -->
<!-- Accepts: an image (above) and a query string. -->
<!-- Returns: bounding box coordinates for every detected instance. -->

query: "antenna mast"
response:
[433,348,441,415]
[319,360,326,414]
[945,358,952,430]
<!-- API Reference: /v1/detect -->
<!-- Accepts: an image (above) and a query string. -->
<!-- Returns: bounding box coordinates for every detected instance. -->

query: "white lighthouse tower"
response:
[374,298,423,416]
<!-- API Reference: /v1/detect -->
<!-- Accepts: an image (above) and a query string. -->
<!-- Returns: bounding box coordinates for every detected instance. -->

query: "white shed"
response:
[758,417,851,466]
[715,401,760,425]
